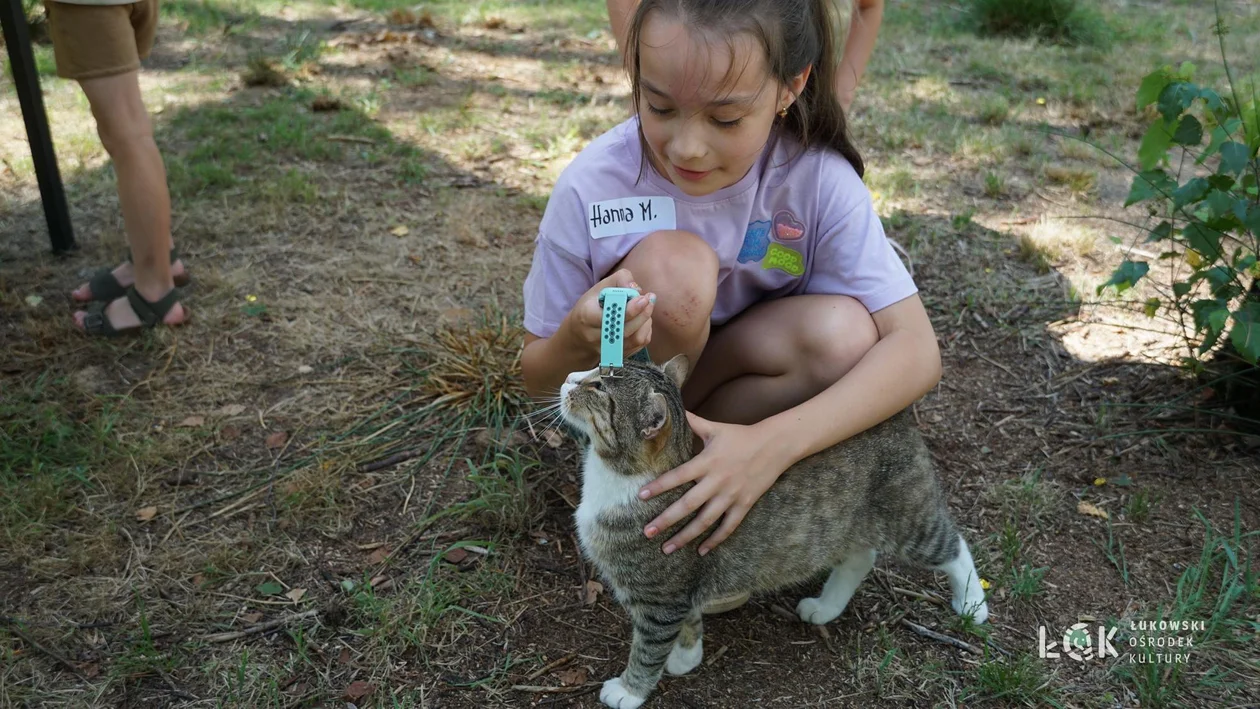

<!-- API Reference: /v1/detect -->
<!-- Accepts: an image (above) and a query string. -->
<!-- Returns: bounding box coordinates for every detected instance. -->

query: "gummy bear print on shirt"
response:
[737,220,772,263]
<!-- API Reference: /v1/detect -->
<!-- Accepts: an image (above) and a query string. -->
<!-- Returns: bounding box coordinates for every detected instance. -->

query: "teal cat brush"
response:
[598,287,640,376]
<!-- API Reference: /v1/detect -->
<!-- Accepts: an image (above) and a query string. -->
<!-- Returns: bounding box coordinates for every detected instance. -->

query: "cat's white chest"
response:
[575,450,653,554]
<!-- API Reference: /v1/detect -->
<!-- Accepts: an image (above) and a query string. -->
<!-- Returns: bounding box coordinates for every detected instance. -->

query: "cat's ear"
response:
[642,392,670,439]
[662,354,690,389]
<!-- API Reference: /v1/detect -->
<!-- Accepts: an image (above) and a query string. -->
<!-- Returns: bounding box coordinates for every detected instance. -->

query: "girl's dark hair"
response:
[624,0,864,179]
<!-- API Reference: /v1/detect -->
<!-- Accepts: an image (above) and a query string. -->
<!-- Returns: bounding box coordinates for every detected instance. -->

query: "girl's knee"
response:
[622,230,718,333]
[628,230,719,284]
[798,296,878,386]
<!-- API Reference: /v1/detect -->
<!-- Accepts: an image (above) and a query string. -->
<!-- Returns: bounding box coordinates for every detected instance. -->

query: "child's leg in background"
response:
[46,0,186,325]
[77,70,180,313]
[615,231,879,425]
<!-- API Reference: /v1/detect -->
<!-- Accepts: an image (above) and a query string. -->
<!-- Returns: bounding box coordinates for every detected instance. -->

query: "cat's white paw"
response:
[666,638,703,676]
[600,677,646,709]
[953,596,990,625]
[796,597,844,625]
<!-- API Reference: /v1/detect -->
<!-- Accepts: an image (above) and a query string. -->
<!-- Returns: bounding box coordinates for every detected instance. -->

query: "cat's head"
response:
[559,355,693,474]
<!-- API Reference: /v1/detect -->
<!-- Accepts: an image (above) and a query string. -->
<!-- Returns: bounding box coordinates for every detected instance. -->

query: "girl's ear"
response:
[782,64,813,110]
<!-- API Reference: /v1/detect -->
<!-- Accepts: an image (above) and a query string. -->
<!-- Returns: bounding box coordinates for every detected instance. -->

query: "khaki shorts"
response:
[44,0,159,81]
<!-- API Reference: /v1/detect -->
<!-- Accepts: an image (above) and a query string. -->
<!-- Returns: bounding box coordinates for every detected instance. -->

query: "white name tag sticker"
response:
[587,196,676,239]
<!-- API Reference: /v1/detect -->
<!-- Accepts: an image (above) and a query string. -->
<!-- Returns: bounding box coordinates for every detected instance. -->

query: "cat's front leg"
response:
[601,601,690,709]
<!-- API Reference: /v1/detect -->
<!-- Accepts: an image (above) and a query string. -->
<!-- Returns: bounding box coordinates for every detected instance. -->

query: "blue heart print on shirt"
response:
[737,220,772,263]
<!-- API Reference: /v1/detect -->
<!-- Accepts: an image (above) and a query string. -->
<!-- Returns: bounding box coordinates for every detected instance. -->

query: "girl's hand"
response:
[637,412,792,555]
[564,268,656,360]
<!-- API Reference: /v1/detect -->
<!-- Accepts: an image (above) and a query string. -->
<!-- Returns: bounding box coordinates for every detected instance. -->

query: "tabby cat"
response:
[558,355,988,709]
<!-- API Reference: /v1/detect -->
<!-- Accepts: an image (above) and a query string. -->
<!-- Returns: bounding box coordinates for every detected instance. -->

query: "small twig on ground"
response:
[328,135,376,145]
[525,652,577,681]
[360,449,422,472]
[899,618,983,655]
[157,668,199,701]
[537,684,601,705]
[511,682,601,693]
[1,620,87,680]
[202,609,320,643]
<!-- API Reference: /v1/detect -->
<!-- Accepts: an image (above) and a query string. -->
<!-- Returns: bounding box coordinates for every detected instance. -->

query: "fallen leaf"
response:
[265,431,289,449]
[484,16,505,29]
[257,581,285,596]
[219,425,242,442]
[1077,501,1109,520]
[216,404,247,417]
[177,416,205,428]
[285,588,307,602]
[338,647,352,665]
[443,548,468,564]
[191,573,206,587]
[367,547,391,565]
[343,680,374,701]
[297,365,314,374]
[980,578,992,590]
[544,429,564,448]
[390,225,410,237]
[584,580,603,606]
[241,612,263,624]
[1093,477,1107,486]
[556,666,588,686]
[25,294,43,307]
[135,506,158,522]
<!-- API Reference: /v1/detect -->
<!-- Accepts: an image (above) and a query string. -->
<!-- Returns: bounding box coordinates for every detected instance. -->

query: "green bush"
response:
[965,0,1111,48]
[1101,60,1260,367]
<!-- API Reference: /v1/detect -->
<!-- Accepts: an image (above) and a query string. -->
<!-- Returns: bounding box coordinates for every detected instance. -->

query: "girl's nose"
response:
[669,117,707,161]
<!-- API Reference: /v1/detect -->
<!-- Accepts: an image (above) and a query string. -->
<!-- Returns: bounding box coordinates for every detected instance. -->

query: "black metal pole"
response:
[1,0,76,253]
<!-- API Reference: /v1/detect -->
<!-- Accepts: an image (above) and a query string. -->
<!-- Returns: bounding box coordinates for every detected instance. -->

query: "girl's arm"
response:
[836,0,884,111]
[765,292,938,461]
[521,269,654,400]
[607,0,636,63]
[637,294,940,555]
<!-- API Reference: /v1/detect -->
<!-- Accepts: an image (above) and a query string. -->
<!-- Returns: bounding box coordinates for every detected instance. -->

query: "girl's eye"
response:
[647,104,673,116]
[713,117,743,128]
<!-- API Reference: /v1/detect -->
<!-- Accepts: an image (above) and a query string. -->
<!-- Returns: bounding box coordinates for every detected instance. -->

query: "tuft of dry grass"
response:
[241,56,289,87]
[418,310,528,426]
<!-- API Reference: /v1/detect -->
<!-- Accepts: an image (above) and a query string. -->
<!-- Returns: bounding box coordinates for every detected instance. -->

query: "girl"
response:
[522,0,940,569]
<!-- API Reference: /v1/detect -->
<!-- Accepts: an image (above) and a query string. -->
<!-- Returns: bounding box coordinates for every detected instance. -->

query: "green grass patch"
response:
[1110,505,1258,708]
[163,88,428,199]
[0,373,127,560]
[963,0,1112,48]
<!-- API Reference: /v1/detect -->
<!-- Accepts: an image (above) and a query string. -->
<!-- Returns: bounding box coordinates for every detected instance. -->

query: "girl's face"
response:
[637,14,806,197]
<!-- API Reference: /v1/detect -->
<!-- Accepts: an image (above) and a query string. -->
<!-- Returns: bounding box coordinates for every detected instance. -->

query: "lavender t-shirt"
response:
[522,117,916,338]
